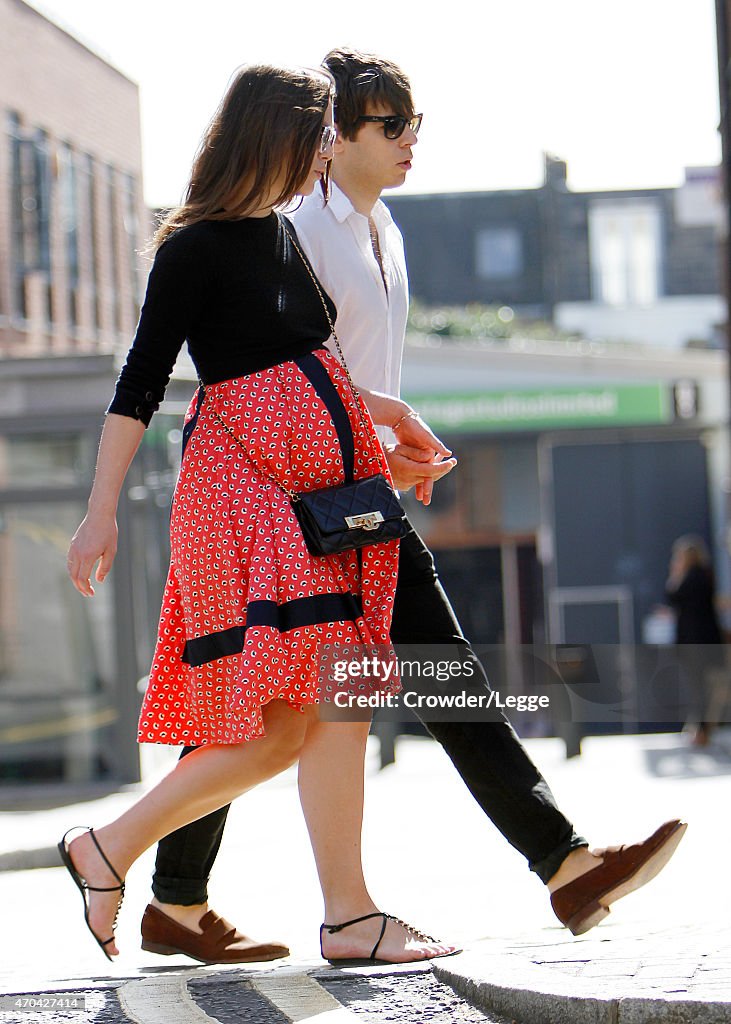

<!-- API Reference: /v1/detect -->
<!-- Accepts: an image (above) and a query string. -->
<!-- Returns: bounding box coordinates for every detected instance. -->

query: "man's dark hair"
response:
[323,47,414,140]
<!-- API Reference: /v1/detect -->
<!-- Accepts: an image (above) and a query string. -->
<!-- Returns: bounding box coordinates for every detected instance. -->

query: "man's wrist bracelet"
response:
[391,410,419,431]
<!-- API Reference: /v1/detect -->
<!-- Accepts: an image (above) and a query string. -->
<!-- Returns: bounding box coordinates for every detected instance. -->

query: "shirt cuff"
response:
[107,388,160,427]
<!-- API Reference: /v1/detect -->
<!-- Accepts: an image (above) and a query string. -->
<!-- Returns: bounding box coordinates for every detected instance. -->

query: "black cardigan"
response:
[108,213,336,426]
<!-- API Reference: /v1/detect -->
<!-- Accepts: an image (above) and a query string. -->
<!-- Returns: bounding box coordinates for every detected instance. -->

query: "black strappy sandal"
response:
[58,827,125,961]
[320,911,460,966]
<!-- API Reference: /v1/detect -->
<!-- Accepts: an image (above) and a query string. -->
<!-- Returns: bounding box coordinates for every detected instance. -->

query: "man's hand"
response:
[385,444,457,506]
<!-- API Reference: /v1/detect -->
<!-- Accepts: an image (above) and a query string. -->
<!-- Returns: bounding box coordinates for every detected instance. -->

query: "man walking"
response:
[138,48,686,964]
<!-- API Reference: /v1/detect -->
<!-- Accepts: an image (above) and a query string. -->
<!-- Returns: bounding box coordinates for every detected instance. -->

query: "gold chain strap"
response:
[281,219,383,474]
[196,220,389,638]
[208,400,299,500]
[282,224,352,387]
[201,217,382,500]
[204,381,367,640]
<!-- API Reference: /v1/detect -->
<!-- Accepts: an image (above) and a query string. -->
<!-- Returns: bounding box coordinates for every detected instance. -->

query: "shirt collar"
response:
[328,180,394,229]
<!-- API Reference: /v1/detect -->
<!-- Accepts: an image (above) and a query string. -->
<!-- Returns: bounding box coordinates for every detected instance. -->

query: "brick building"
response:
[0,0,146,355]
[0,0,160,786]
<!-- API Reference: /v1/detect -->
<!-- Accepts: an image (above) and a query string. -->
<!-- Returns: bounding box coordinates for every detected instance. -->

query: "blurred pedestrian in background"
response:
[666,535,726,746]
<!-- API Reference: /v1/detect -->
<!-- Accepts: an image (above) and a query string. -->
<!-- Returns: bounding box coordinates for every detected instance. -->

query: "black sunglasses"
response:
[357,113,423,140]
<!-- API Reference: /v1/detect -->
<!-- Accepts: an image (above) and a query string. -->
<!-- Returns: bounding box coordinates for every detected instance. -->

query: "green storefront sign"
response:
[402,384,671,432]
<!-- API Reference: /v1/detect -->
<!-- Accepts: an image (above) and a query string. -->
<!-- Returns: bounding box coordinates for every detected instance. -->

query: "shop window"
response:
[0,433,93,488]
[0,500,115,782]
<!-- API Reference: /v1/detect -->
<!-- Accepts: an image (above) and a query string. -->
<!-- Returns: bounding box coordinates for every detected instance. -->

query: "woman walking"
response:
[62,63,455,967]
[666,535,726,746]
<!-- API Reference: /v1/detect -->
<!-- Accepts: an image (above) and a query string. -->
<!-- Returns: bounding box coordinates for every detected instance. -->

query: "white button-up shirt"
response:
[289,181,409,403]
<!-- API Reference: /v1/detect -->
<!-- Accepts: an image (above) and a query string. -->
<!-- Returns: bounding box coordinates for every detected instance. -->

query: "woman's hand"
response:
[385,444,456,506]
[67,512,119,597]
[65,413,145,596]
[390,414,455,505]
[355,388,457,505]
[391,411,451,462]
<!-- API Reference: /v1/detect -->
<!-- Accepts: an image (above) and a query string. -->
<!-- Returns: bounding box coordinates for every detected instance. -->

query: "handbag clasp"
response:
[345,511,385,531]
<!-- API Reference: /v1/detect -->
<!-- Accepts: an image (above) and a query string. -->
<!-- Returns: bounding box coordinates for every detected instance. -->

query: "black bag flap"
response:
[297,474,404,537]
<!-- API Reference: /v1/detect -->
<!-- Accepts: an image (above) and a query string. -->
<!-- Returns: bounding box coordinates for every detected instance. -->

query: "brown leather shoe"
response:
[140,904,289,964]
[551,819,688,936]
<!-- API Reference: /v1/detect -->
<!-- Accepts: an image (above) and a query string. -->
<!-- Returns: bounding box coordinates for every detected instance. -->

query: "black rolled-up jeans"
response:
[151,524,586,905]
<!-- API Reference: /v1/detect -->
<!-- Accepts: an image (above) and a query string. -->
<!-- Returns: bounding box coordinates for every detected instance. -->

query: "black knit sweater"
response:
[108,212,336,425]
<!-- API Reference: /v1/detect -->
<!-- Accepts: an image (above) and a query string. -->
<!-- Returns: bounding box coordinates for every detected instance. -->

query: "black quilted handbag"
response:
[292,473,408,555]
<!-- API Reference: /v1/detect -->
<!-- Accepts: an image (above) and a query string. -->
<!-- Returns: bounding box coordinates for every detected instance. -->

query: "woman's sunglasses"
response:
[319,125,337,153]
[356,113,423,140]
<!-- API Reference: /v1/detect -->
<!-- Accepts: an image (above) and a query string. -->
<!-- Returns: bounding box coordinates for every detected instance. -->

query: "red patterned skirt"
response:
[137,348,399,746]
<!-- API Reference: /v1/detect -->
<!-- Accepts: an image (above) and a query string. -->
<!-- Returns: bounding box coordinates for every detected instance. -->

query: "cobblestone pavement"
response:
[0,967,516,1024]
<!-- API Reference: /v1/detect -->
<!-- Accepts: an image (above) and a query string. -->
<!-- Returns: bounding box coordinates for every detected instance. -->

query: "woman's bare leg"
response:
[298,715,454,962]
[65,700,306,956]
[297,717,372,920]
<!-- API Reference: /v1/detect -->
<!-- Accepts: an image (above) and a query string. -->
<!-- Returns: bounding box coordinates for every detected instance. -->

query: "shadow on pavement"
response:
[0,782,134,813]
[642,735,731,779]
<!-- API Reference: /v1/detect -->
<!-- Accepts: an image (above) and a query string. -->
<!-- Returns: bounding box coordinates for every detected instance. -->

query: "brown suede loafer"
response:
[551,819,687,936]
[141,904,289,964]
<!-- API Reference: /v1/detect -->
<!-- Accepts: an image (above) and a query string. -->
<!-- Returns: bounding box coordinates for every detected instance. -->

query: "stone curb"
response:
[434,952,731,1024]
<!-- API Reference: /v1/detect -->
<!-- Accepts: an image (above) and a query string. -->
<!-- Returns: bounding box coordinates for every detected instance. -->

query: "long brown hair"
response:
[154,64,332,248]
